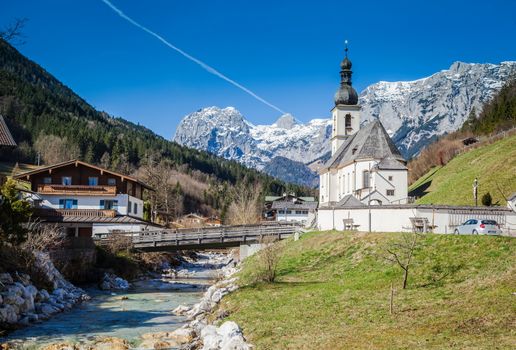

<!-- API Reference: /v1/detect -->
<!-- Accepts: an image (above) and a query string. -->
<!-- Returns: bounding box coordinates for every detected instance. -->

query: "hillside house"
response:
[14,159,161,237]
[265,194,318,225]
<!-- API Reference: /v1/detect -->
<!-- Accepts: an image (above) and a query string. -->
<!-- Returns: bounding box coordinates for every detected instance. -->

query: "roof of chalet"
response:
[271,200,318,210]
[321,120,405,172]
[13,159,154,191]
[0,115,16,147]
[265,195,317,203]
[336,194,365,207]
[509,192,516,201]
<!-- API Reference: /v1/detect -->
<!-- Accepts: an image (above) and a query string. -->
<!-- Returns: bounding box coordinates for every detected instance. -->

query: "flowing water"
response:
[2,253,226,349]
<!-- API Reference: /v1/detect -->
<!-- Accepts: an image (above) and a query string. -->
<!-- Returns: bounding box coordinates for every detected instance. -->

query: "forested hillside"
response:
[0,38,311,219]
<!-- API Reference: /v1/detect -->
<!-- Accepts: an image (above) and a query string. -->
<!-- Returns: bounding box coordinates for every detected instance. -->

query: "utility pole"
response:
[473,178,478,206]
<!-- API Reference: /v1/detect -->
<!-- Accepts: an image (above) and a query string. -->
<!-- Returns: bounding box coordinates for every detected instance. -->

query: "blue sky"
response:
[2,0,515,138]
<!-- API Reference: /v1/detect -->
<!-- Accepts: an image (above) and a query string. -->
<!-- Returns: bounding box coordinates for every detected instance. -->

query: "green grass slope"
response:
[409,134,516,205]
[217,231,516,349]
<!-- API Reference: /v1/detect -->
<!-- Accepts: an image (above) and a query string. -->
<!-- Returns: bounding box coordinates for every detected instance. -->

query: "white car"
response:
[454,219,502,235]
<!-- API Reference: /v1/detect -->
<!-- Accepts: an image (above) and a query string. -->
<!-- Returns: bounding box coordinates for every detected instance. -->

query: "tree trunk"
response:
[402,268,409,289]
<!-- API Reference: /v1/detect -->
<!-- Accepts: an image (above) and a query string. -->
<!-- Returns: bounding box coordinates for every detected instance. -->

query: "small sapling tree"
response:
[385,232,422,289]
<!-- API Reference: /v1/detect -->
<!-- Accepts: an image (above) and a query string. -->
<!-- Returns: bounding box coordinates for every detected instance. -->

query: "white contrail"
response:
[100,0,286,114]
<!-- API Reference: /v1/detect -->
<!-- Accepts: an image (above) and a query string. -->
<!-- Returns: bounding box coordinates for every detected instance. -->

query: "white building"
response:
[266,194,318,226]
[319,47,408,207]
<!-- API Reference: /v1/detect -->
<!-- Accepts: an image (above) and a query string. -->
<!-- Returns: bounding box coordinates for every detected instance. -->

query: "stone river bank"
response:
[1,251,251,350]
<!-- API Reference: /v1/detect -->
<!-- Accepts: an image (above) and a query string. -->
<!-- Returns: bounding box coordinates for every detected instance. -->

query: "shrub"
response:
[0,178,32,245]
[481,192,493,206]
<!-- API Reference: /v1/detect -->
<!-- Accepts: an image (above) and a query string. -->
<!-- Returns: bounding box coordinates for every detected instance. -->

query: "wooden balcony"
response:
[34,208,117,218]
[37,184,117,196]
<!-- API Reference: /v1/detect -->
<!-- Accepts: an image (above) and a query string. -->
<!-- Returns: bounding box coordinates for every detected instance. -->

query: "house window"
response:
[278,210,285,214]
[128,200,132,213]
[88,177,98,186]
[59,198,77,209]
[286,210,292,214]
[133,202,138,214]
[386,189,395,196]
[363,170,370,188]
[62,176,72,185]
[388,176,393,181]
[107,178,116,186]
[100,200,118,210]
[43,177,52,184]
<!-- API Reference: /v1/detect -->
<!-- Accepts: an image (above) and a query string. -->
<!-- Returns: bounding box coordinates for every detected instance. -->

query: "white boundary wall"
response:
[318,205,516,234]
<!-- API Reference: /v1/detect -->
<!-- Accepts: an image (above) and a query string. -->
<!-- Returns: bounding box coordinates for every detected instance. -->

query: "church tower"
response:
[331,43,361,155]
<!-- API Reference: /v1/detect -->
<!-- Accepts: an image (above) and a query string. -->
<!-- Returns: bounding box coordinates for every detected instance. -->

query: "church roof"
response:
[321,120,405,172]
[336,194,365,207]
[374,157,407,170]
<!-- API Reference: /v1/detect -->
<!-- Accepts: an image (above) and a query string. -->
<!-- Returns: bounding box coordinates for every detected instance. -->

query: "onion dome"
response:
[334,42,358,106]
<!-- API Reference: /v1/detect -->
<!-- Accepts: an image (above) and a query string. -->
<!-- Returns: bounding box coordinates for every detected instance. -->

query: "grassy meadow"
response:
[409,134,516,206]
[216,231,516,349]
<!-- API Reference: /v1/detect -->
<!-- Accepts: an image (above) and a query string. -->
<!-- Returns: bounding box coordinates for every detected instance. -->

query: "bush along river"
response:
[0,251,241,350]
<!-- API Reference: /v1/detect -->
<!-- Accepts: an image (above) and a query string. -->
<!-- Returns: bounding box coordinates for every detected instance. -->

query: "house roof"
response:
[37,214,159,225]
[271,200,318,210]
[336,194,365,207]
[13,159,154,191]
[0,115,16,147]
[321,120,405,172]
[265,195,317,203]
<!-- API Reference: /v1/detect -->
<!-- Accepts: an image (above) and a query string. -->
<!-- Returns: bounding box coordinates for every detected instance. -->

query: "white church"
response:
[319,47,409,207]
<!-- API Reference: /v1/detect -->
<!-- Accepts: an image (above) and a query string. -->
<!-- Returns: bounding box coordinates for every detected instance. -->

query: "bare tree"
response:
[22,222,66,253]
[141,157,183,223]
[385,232,422,289]
[34,134,80,165]
[0,18,28,45]
[227,182,262,225]
[256,235,282,283]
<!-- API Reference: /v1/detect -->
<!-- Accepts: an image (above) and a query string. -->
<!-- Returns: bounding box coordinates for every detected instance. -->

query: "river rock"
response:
[138,339,177,349]
[0,305,19,324]
[36,289,51,302]
[41,342,77,350]
[0,272,13,284]
[92,337,129,350]
[99,273,130,290]
[172,304,191,316]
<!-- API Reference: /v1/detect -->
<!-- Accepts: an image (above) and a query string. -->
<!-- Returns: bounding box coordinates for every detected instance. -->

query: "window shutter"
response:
[72,199,78,209]
[100,200,105,209]
[59,199,64,209]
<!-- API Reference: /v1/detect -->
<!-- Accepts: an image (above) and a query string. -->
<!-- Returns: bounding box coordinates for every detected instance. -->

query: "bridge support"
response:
[239,242,264,260]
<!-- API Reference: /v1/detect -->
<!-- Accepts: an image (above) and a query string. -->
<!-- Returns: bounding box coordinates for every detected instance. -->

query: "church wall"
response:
[317,206,516,233]
[372,169,408,204]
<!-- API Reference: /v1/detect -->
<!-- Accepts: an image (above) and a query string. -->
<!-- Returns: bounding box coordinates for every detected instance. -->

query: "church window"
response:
[352,147,357,155]
[386,189,395,196]
[388,176,393,181]
[345,114,352,128]
[363,170,370,188]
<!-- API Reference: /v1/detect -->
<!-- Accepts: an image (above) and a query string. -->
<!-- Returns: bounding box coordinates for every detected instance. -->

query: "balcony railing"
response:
[37,184,117,196]
[33,208,117,218]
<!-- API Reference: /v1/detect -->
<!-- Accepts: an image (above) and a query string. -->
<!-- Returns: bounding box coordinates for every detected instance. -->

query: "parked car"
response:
[454,219,502,235]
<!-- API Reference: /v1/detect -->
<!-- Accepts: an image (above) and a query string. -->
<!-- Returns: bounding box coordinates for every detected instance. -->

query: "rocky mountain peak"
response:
[274,113,298,129]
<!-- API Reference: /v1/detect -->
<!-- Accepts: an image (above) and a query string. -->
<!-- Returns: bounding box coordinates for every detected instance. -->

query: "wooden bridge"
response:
[95,222,302,252]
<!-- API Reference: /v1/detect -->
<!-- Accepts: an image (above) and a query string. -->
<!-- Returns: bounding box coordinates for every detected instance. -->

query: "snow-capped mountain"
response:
[361,61,516,157]
[174,106,332,171]
[173,61,516,186]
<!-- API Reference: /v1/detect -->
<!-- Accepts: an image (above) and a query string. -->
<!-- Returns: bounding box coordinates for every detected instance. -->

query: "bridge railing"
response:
[96,222,301,249]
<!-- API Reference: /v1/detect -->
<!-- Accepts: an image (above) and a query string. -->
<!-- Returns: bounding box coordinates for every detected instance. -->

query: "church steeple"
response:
[331,41,361,155]
[334,41,358,106]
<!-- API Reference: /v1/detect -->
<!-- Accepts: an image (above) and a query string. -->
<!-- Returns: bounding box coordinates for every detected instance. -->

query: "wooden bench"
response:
[409,217,437,233]
[343,219,360,231]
